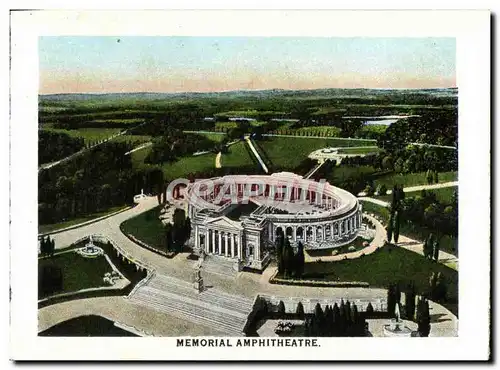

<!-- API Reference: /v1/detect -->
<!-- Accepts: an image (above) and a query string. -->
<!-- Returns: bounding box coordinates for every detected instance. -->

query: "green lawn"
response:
[42,128,122,144]
[42,128,151,146]
[375,186,458,205]
[302,245,458,313]
[120,205,165,250]
[258,136,376,169]
[38,251,113,299]
[197,132,227,142]
[359,200,458,256]
[374,171,458,188]
[38,205,130,234]
[220,141,256,168]
[337,146,381,155]
[131,146,216,178]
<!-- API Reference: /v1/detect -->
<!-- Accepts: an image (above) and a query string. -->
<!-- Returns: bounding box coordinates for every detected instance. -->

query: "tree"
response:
[282,237,295,277]
[376,183,388,196]
[393,211,401,244]
[364,184,374,196]
[295,241,305,278]
[432,237,440,262]
[426,169,434,185]
[314,303,325,336]
[296,301,305,319]
[416,297,431,337]
[405,283,416,321]
[366,302,374,316]
[381,155,394,171]
[430,272,447,302]
[275,229,284,274]
[387,283,400,317]
[277,300,286,316]
[424,233,435,259]
[386,214,394,243]
[433,171,439,184]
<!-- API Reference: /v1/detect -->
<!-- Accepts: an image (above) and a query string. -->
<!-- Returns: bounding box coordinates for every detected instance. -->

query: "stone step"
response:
[130,290,245,336]
[128,273,253,336]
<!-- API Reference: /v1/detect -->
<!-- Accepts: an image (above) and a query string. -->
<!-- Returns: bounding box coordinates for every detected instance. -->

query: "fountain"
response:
[383,303,412,337]
[76,235,104,258]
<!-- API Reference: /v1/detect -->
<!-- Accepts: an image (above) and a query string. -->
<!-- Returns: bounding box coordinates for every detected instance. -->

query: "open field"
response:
[120,206,165,250]
[359,200,458,256]
[42,128,121,143]
[375,186,458,205]
[374,171,458,188]
[41,127,151,146]
[302,244,458,312]
[39,205,130,234]
[336,146,381,155]
[220,141,256,168]
[257,136,376,169]
[38,252,113,299]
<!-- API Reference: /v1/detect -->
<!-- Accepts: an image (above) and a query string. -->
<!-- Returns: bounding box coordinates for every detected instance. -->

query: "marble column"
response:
[205,229,209,253]
[211,229,215,253]
[231,234,235,258]
[218,232,222,255]
[225,233,229,257]
[239,234,243,259]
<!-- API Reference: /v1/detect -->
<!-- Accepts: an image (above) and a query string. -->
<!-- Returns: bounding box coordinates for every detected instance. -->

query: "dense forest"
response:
[39,130,85,164]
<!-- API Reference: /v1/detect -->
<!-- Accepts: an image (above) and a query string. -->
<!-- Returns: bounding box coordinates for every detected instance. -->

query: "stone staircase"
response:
[201,254,238,278]
[128,274,254,336]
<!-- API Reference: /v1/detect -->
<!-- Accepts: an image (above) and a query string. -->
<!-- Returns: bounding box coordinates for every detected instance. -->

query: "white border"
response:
[9,9,490,361]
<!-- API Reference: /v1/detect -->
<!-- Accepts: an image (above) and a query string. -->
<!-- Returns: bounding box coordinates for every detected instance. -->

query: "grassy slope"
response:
[303,244,458,305]
[38,205,129,234]
[38,252,113,299]
[258,136,376,168]
[221,141,256,167]
[120,206,165,250]
[375,186,458,205]
[374,171,458,188]
[359,200,458,256]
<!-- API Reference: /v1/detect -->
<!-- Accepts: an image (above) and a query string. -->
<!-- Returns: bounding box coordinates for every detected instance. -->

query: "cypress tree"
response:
[405,282,416,321]
[387,214,394,243]
[393,211,401,244]
[417,297,431,337]
[351,304,360,335]
[433,238,440,261]
[366,302,374,316]
[387,284,396,316]
[278,300,286,316]
[296,301,305,319]
[332,303,341,336]
[296,241,305,278]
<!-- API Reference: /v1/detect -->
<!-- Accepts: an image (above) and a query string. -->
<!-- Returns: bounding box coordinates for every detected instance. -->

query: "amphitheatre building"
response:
[183,172,363,271]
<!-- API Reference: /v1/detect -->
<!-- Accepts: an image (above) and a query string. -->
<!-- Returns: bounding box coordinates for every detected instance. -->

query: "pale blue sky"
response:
[39,36,456,93]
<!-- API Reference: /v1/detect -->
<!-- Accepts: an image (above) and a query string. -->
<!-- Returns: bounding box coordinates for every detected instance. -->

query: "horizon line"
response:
[39,86,459,96]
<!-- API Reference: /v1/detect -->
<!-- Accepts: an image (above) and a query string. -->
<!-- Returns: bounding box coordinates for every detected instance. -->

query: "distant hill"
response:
[39,87,458,102]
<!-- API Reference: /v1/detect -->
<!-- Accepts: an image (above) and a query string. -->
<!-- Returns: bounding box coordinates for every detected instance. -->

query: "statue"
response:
[192,262,204,293]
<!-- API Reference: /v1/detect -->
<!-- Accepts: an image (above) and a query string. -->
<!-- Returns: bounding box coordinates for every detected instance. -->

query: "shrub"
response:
[364,184,374,196]
[377,184,388,196]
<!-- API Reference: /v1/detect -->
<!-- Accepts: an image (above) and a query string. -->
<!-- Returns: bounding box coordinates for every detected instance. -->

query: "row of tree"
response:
[387,283,431,337]
[39,235,56,256]
[275,229,305,278]
[39,130,85,164]
[163,209,192,253]
[304,301,366,337]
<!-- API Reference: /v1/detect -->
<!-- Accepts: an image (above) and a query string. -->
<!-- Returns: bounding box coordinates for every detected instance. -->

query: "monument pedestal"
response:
[193,264,204,293]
